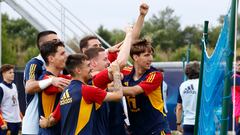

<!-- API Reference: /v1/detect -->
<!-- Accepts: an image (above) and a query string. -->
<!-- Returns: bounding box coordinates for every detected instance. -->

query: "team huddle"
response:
[16,3,171,135]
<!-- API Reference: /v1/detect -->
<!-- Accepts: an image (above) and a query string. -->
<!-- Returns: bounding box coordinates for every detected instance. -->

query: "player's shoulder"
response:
[147,66,162,76]
[25,56,44,68]
[59,74,72,80]
[121,66,133,75]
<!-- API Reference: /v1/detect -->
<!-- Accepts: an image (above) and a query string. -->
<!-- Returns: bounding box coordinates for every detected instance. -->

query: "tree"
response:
[142,7,183,50]
[2,14,38,67]
[97,25,125,48]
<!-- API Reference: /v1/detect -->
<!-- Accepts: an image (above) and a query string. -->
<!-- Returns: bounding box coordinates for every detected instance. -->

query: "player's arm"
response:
[123,72,162,96]
[44,75,71,95]
[122,85,144,96]
[39,103,60,128]
[0,87,7,130]
[104,71,123,102]
[85,62,123,102]
[115,26,133,69]
[176,92,183,132]
[26,77,70,94]
[132,3,149,40]
[24,61,44,94]
[104,62,123,101]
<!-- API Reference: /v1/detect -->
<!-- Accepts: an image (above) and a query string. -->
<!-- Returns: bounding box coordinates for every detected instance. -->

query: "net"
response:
[198,12,231,135]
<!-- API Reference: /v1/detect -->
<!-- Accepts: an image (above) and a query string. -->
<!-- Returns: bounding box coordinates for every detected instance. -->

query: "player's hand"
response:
[1,124,7,130]
[177,124,183,133]
[110,61,120,74]
[108,42,123,53]
[140,3,149,16]
[39,116,49,128]
[52,77,70,91]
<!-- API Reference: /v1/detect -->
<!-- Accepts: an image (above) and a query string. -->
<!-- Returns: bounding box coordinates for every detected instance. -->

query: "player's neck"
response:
[72,76,87,84]
[3,78,12,84]
[133,64,146,80]
[46,66,61,76]
[91,70,100,77]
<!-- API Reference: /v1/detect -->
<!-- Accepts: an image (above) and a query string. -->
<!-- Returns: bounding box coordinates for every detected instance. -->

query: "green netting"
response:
[198,12,231,134]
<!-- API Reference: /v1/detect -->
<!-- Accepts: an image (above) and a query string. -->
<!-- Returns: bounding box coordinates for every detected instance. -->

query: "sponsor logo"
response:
[183,84,196,94]
[60,89,72,105]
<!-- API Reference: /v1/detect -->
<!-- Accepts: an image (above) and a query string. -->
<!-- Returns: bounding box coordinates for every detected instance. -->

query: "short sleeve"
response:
[24,59,44,81]
[92,69,111,90]
[0,87,3,105]
[82,85,107,105]
[138,72,162,95]
[44,74,71,95]
[52,103,61,122]
[177,90,182,104]
[108,52,118,63]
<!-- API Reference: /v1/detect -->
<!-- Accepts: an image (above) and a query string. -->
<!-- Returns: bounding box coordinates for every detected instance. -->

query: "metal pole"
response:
[61,5,65,42]
[0,1,2,67]
[194,21,208,135]
[182,57,187,81]
[186,43,191,64]
[220,0,237,134]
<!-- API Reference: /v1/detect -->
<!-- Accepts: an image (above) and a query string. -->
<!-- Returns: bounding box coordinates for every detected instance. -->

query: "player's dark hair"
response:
[130,38,154,59]
[65,54,88,77]
[40,40,65,65]
[37,30,57,49]
[79,35,98,53]
[84,47,105,60]
[185,61,200,79]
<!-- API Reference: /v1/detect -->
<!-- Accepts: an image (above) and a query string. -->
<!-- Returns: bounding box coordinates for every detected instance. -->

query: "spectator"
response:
[232,56,240,135]
[176,61,200,135]
[0,64,21,135]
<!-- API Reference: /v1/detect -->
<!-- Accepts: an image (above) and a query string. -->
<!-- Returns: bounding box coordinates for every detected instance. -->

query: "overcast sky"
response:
[1,0,235,31]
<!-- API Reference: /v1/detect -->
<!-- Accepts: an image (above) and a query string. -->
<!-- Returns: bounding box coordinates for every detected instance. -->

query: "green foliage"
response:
[170,45,201,61]
[97,25,125,47]
[142,7,183,50]
[2,14,38,67]
[97,8,240,61]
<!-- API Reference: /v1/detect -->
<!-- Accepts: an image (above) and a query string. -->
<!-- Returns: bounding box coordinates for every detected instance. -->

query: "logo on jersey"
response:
[60,89,72,105]
[12,95,17,106]
[183,84,196,94]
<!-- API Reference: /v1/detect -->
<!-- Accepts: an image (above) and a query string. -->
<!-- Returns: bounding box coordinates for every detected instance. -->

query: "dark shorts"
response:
[183,125,194,135]
[0,122,21,135]
[236,120,240,135]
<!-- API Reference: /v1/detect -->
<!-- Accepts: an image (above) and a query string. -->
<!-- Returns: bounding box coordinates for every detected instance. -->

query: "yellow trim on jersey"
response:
[42,92,57,117]
[95,103,101,110]
[75,98,93,135]
[29,64,37,79]
[146,72,156,83]
[160,131,166,135]
[123,66,132,71]
[147,86,166,116]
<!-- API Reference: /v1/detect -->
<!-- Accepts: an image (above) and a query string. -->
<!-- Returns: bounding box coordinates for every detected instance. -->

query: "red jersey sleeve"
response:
[82,85,107,105]
[108,52,118,63]
[92,69,111,90]
[0,112,5,126]
[121,66,133,76]
[59,74,72,80]
[52,103,61,122]
[44,74,71,95]
[138,72,162,95]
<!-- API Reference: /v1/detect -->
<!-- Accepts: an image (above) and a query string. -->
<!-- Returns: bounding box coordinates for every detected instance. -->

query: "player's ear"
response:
[132,54,138,61]
[91,59,97,67]
[48,55,54,64]
[74,67,81,75]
